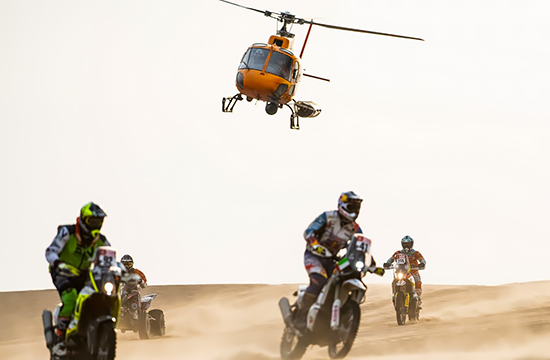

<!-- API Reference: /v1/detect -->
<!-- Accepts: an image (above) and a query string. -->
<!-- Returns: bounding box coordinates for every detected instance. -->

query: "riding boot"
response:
[52,317,69,357]
[293,292,316,331]
[416,288,423,309]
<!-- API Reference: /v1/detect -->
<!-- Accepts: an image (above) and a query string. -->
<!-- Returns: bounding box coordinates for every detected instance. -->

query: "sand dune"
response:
[1,281,549,360]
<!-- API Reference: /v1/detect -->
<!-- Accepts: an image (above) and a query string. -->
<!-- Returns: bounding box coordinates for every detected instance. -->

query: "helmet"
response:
[121,254,134,270]
[337,191,363,222]
[78,202,107,246]
[401,235,414,251]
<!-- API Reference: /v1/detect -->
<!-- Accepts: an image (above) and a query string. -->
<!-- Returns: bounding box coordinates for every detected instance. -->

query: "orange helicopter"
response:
[220,0,424,130]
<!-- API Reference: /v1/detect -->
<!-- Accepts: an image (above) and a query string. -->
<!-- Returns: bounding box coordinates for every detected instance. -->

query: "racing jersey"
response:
[303,210,362,255]
[387,249,426,274]
[131,268,147,285]
[45,224,110,271]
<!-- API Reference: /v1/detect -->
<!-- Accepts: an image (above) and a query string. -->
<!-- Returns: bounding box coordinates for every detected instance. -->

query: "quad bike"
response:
[117,283,165,339]
[384,253,422,325]
[42,246,138,360]
[278,234,385,359]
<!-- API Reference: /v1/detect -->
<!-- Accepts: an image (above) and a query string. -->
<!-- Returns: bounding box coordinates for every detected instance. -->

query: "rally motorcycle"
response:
[384,253,421,325]
[117,283,165,339]
[278,234,384,360]
[42,247,138,360]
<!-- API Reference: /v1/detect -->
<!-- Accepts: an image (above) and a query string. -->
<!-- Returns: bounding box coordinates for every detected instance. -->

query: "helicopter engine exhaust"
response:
[294,101,321,118]
[266,102,278,115]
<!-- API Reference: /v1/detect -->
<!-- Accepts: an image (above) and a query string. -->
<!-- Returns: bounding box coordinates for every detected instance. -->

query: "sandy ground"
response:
[1,281,549,360]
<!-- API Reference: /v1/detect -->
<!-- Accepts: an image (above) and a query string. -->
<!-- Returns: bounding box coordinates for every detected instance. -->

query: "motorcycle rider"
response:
[120,254,148,320]
[294,191,384,330]
[383,235,426,307]
[45,202,109,348]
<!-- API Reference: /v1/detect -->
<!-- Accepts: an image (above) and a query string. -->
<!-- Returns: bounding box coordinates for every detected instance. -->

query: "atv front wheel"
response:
[138,310,151,340]
[148,309,166,337]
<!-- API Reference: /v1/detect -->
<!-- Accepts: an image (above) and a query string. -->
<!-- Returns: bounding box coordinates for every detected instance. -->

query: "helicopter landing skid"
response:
[222,94,243,113]
[285,103,300,130]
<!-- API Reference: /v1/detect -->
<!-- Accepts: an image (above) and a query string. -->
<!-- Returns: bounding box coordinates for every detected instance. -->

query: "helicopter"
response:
[220,0,424,130]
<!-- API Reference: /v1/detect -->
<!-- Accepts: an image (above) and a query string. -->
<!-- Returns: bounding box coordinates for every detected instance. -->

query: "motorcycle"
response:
[384,253,421,325]
[278,234,385,360]
[117,283,166,339]
[42,246,137,360]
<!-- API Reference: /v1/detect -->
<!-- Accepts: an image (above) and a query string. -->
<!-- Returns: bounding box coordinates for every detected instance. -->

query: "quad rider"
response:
[294,191,384,330]
[120,254,148,320]
[383,235,426,307]
[45,202,109,352]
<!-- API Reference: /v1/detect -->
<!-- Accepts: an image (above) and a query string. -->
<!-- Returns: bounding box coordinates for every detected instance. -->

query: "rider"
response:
[45,202,109,340]
[294,191,383,330]
[120,254,147,287]
[120,254,148,320]
[383,235,426,306]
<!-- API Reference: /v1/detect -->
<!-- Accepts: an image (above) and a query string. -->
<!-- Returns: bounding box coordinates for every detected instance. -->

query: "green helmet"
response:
[79,202,107,245]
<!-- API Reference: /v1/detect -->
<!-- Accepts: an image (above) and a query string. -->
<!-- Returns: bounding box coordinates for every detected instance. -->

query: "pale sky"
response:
[1,0,549,291]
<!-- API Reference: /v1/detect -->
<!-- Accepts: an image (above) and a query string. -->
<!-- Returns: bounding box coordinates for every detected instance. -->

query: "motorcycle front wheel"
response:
[280,327,308,360]
[396,291,407,325]
[328,301,360,359]
[95,322,116,360]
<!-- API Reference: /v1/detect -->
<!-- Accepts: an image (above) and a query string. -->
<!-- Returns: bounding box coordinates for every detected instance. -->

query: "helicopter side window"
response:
[239,48,269,71]
[266,51,293,81]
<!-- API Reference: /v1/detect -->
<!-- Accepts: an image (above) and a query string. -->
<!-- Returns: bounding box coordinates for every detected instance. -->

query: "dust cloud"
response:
[1,282,549,360]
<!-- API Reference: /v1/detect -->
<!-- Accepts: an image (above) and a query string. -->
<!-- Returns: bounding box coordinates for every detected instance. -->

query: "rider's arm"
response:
[45,226,71,267]
[415,251,426,268]
[303,212,328,244]
[135,269,148,287]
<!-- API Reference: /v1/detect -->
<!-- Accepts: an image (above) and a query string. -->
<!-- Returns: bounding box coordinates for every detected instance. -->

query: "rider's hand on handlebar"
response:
[383,262,391,269]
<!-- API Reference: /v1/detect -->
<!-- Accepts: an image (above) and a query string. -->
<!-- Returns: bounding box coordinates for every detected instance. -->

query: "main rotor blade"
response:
[306,20,424,41]
[219,0,278,17]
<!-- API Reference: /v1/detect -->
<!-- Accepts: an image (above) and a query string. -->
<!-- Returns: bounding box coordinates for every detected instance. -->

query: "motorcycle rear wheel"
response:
[95,322,116,360]
[280,327,308,360]
[396,292,407,325]
[328,301,360,359]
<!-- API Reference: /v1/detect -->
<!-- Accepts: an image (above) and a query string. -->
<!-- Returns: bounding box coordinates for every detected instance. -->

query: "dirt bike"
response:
[42,246,138,360]
[384,253,422,325]
[278,234,385,360]
[117,283,165,339]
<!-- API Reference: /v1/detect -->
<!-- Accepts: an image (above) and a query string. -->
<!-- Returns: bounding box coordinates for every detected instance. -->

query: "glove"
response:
[374,267,385,276]
[418,264,426,270]
[383,262,391,269]
[306,236,319,246]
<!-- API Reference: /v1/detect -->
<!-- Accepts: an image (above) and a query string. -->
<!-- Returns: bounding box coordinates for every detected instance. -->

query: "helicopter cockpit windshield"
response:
[239,47,269,71]
[239,47,293,81]
[266,51,293,81]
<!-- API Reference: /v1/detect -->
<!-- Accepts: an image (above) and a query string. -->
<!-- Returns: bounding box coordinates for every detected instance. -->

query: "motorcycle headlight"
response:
[397,272,404,280]
[355,261,364,272]
[104,282,115,296]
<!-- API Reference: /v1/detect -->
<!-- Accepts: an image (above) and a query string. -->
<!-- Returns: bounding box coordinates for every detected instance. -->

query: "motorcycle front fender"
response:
[339,278,367,304]
[87,315,116,356]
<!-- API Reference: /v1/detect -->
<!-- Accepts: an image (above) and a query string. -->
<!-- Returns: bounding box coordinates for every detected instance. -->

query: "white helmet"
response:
[338,191,363,221]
